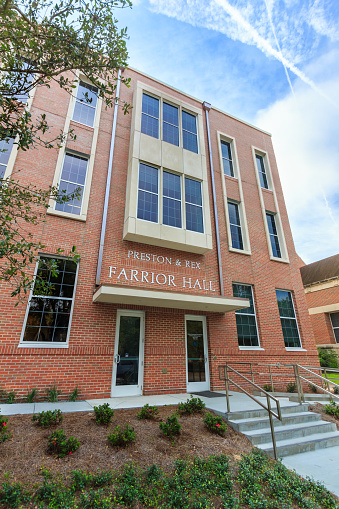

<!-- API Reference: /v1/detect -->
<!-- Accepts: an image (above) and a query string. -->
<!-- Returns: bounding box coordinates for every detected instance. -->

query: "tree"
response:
[0,0,131,301]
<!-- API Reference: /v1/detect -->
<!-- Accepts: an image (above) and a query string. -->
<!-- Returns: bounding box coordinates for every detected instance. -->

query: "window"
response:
[5,58,34,105]
[141,93,159,138]
[266,213,281,258]
[0,138,14,179]
[221,140,234,177]
[185,177,203,233]
[233,284,259,347]
[330,313,339,344]
[22,257,77,344]
[163,102,179,146]
[276,290,301,348]
[256,154,268,189]
[228,202,243,250]
[55,153,88,215]
[137,163,158,222]
[163,171,181,227]
[182,111,198,153]
[73,81,98,127]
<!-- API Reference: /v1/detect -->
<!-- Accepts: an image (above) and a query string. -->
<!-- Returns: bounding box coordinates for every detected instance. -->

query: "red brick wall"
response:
[304,284,339,345]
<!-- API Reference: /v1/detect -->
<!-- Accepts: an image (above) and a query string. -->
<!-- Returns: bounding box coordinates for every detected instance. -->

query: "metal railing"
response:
[290,364,339,404]
[219,364,282,460]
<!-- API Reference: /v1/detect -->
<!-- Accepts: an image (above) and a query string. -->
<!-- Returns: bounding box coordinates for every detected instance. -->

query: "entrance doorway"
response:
[185,315,210,392]
[111,310,145,397]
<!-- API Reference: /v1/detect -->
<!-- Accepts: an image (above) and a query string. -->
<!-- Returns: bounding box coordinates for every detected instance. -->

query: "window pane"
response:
[163,171,181,200]
[233,284,259,346]
[76,82,98,108]
[72,82,98,127]
[163,102,178,126]
[182,111,197,134]
[141,94,159,139]
[0,138,14,166]
[55,181,83,215]
[330,313,339,328]
[266,214,277,235]
[55,153,87,215]
[185,178,202,206]
[73,102,96,127]
[137,190,158,222]
[163,172,182,228]
[183,130,198,153]
[139,163,158,193]
[233,284,254,314]
[222,158,234,177]
[221,140,231,159]
[276,290,294,317]
[142,94,159,118]
[228,202,243,250]
[163,122,179,146]
[182,111,198,153]
[186,203,203,233]
[221,141,234,177]
[266,213,281,258]
[256,155,268,189]
[228,202,240,226]
[276,290,301,348]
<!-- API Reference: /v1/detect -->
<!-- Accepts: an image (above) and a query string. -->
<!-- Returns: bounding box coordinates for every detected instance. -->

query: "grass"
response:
[0,450,337,508]
[322,372,339,380]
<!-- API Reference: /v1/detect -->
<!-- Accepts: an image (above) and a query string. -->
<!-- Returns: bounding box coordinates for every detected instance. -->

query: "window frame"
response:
[220,139,235,178]
[266,212,282,259]
[19,255,79,349]
[227,200,244,251]
[72,79,99,128]
[255,153,269,190]
[276,289,302,349]
[233,283,261,349]
[137,162,160,224]
[330,312,339,344]
[54,151,90,217]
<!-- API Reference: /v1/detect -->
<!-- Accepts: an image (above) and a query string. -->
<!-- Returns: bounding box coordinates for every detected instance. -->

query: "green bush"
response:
[263,384,272,392]
[26,387,38,403]
[318,348,339,368]
[159,414,181,438]
[93,403,114,425]
[178,395,205,414]
[308,382,318,393]
[286,382,297,393]
[69,385,79,402]
[203,412,227,436]
[32,409,63,427]
[333,386,339,395]
[47,429,80,458]
[0,481,30,507]
[137,403,159,420]
[5,391,16,404]
[0,415,11,443]
[324,401,339,418]
[46,382,62,402]
[107,424,136,447]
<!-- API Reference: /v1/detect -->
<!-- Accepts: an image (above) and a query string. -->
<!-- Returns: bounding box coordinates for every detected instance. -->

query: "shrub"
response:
[26,387,38,403]
[0,415,11,443]
[178,395,205,414]
[137,403,159,420]
[286,382,297,393]
[263,384,272,392]
[47,429,80,458]
[93,403,114,425]
[5,391,16,404]
[0,481,30,507]
[324,401,339,418]
[333,386,339,395]
[107,424,136,447]
[46,382,62,402]
[318,348,339,369]
[159,414,181,438]
[32,409,63,427]
[203,412,227,436]
[308,383,318,393]
[69,385,80,402]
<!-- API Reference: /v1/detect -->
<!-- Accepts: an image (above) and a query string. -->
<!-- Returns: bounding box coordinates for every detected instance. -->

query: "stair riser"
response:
[225,404,309,421]
[247,423,337,445]
[264,436,339,458]
[231,414,320,432]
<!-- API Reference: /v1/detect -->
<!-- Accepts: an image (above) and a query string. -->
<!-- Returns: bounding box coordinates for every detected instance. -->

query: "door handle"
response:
[115,354,121,364]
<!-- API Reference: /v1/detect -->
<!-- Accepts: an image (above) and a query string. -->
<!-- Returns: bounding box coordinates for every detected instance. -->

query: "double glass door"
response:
[186,315,210,392]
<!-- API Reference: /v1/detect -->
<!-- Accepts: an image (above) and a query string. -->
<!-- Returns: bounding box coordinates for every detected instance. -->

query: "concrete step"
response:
[261,431,339,458]
[229,411,321,432]
[244,420,337,445]
[224,403,309,421]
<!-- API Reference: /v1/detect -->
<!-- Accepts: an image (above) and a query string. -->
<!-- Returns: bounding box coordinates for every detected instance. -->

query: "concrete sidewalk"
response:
[1,391,338,497]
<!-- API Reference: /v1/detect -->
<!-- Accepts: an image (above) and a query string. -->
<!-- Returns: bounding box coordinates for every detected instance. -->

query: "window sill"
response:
[224,174,238,182]
[270,256,289,264]
[285,347,307,352]
[47,209,86,222]
[229,247,251,256]
[239,346,264,351]
[18,343,69,349]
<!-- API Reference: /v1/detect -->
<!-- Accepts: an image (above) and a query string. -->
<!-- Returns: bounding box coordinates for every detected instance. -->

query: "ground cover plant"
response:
[32,409,63,427]
[94,403,114,425]
[324,401,339,418]
[107,424,136,447]
[47,429,80,458]
[137,404,159,420]
[159,414,181,439]
[204,412,227,436]
[286,382,297,393]
[178,395,206,414]
[0,415,11,443]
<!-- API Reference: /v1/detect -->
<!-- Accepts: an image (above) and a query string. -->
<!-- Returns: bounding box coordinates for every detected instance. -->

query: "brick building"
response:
[0,67,319,400]
[300,254,339,350]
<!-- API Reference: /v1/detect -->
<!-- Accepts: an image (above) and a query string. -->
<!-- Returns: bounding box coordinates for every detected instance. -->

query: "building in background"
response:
[300,254,339,352]
[0,67,319,400]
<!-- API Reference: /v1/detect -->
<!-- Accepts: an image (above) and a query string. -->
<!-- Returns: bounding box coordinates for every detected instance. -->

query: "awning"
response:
[93,284,249,313]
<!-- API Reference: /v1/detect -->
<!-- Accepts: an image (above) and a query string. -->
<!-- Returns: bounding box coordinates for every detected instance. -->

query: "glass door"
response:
[185,315,210,392]
[111,311,144,397]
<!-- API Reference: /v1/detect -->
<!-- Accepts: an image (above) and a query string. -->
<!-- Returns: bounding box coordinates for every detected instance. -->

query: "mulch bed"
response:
[308,402,339,430]
[0,406,253,487]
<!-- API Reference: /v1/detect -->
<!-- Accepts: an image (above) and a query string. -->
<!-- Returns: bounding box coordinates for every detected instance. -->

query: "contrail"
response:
[214,0,338,108]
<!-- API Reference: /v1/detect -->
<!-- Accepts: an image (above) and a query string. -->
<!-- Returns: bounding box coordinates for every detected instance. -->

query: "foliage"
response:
[333,386,339,395]
[46,381,62,402]
[178,395,205,415]
[309,382,318,393]
[107,424,136,447]
[0,415,11,443]
[5,391,15,404]
[263,384,272,392]
[318,348,339,369]
[47,428,80,458]
[137,403,159,420]
[72,470,113,491]
[286,381,297,393]
[0,481,30,508]
[203,412,227,436]
[69,385,80,402]
[159,414,181,439]
[25,387,38,403]
[324,401,339,418]
[32,409,63,427]
[93,403,114,425]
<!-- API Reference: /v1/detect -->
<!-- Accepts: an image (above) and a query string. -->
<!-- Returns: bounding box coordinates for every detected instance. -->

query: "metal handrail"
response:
[219,364,282,460]
[292,364,339,404]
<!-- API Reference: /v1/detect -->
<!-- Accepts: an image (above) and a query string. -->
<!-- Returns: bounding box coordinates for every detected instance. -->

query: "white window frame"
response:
[227,200,244,251]
[19,255,79,349]
[276,289,304,350]
[54,151,90,217]
[184,176,204,233]
[233,283,262,350]
[72,79,99,129]
[330,313,339,344]
[266,211,282,259]
[255,152,270,190]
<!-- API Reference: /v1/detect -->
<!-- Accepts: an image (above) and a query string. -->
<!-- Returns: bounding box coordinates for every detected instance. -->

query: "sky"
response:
[118,0,339,264]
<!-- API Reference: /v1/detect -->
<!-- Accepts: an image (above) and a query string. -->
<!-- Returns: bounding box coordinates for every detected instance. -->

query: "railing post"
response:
[293,365,304,404]
[267,395,278,460]
[250,363,254,384]
[269,365,274,392]
[225,364,231,414]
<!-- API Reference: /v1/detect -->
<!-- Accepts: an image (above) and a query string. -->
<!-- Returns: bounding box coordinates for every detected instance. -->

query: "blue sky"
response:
[118,0,339,264]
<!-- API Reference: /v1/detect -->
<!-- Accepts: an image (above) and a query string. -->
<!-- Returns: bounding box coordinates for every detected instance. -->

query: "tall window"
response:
[185,177,203,233]
[22,257,77,344]
[137,163,159,222]
[163,102,179,146]
[256,154,268,189]
[182,111,198,153]
[55,153,88,215]
[73,81,98,127]
[330,313,339,344]
[276,290,301,348]
[221,140,234,177]
[0,139,14,179]
[163,171,181,227]
[141,94,159,138]
[228,202,243,250]
[266,213,281,258]
[5,58,34,105]
[233,284,259,347]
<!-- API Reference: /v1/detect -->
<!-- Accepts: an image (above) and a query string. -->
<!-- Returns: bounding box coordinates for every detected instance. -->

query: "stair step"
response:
[260,431,339,458]
[244,420,337,445]
[225,403,309,421]
[229,411,321,432]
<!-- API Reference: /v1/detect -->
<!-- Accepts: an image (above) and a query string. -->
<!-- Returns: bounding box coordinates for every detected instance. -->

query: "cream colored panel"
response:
[162,143,183,173]
[161,224,186,244]
[139,134,161,167]
[309,303,339,315]
[183,150,203,179]
[135,219,161,239]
